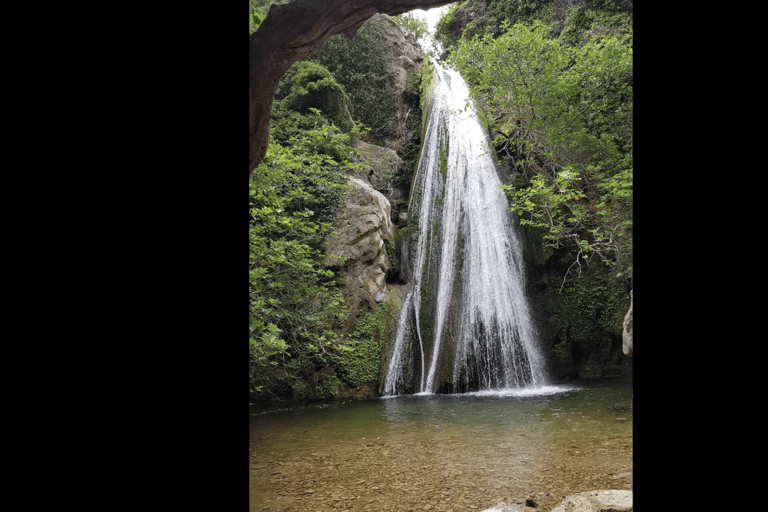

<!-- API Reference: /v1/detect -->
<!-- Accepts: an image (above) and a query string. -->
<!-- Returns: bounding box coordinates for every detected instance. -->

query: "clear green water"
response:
[249,377,632,511]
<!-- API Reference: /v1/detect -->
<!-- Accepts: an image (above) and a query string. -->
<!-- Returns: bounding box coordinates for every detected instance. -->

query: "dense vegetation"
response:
[309,20,397,145]
[436,0,633,287]
[249,55,362,399]
[249,7,416,401]
[249,0,633,399]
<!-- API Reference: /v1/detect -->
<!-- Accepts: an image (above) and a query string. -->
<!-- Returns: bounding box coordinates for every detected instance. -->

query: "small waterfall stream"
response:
[382,60,545,395]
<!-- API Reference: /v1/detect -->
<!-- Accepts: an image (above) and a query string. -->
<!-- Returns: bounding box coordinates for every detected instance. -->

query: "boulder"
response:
[550,490,632,512]
[622,290,633,357]
[325,177,397,331]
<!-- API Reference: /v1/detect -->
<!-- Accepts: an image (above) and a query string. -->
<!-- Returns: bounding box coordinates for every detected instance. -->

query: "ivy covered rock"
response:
[274,61,355,134]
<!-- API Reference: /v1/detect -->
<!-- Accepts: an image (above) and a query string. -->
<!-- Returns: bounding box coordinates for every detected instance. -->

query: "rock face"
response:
[550,490,633,512]
[353,141,410,227]
[325,177,397,332]
[372,14,425,153]
[622,290,633,357]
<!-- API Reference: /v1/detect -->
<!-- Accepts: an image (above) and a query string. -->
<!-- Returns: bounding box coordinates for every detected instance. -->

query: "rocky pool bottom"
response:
[249,377,632,511]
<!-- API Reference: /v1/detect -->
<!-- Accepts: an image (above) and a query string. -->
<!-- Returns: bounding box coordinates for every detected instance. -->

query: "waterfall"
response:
[382,60,545,395]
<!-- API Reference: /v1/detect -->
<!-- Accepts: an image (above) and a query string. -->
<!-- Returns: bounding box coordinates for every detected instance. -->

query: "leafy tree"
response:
[449,20,632,285]
[389,12,429,41]
[273,61,356,137]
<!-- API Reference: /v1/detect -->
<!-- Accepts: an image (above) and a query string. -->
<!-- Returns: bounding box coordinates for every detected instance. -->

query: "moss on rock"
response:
[275,61,355,133]
[530,249,631,380]
[335,304,390,389]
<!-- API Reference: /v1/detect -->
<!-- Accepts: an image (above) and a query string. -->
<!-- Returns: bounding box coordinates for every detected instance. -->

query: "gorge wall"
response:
[258,12,630,404]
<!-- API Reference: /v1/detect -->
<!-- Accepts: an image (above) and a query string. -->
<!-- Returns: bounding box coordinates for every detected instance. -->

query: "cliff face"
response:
[314,17,424,397]
[373,14,425,156]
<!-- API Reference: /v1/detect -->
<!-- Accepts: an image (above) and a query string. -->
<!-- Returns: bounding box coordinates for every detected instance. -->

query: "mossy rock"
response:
[335,304,390,389]
[276,61,355,133]
[530,249,631,380]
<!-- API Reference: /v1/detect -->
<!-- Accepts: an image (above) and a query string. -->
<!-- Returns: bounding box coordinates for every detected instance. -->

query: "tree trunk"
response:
[249,0,457,174]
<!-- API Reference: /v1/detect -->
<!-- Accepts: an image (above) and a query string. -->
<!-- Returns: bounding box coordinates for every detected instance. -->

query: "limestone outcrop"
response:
[550,490,632,512]
[325,177,397,332]
[622,290,633,357]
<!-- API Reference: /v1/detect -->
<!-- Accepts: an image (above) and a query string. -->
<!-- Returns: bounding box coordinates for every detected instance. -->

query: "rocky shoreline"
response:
[483,490,632,511]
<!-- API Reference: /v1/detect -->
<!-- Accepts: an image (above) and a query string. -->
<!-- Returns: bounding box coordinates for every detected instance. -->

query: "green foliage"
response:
[558,0,633,47]
[434,1,633,54]
[434,2,466,49]
[385,238,399,276]
[274,61,355,135]
[249,0,263,35]
[389,13,429,40]
[250,98,365,395]
[334,306,387,389]
[486,0,552,31]
[310,16,397,144]
[449,19,632,282]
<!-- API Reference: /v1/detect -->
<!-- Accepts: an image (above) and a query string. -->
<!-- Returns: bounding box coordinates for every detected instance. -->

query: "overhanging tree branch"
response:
[250,0,458,175]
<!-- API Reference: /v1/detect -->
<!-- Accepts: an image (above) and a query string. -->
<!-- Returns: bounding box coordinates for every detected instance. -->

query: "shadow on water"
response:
[249,377,631,512]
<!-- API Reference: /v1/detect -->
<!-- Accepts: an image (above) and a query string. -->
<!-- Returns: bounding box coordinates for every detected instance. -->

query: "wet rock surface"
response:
[622,291,633,357]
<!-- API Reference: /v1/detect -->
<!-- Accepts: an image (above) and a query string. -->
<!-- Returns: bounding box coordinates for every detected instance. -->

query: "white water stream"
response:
[383,60,545,395]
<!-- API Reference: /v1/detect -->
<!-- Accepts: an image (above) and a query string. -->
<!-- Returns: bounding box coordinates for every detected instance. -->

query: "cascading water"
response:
[382,60,545,395]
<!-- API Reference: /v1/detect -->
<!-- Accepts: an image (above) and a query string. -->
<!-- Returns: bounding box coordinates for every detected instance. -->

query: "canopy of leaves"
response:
[389,13,429,41]
[249,0,264,35]
[449,16,632,283]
